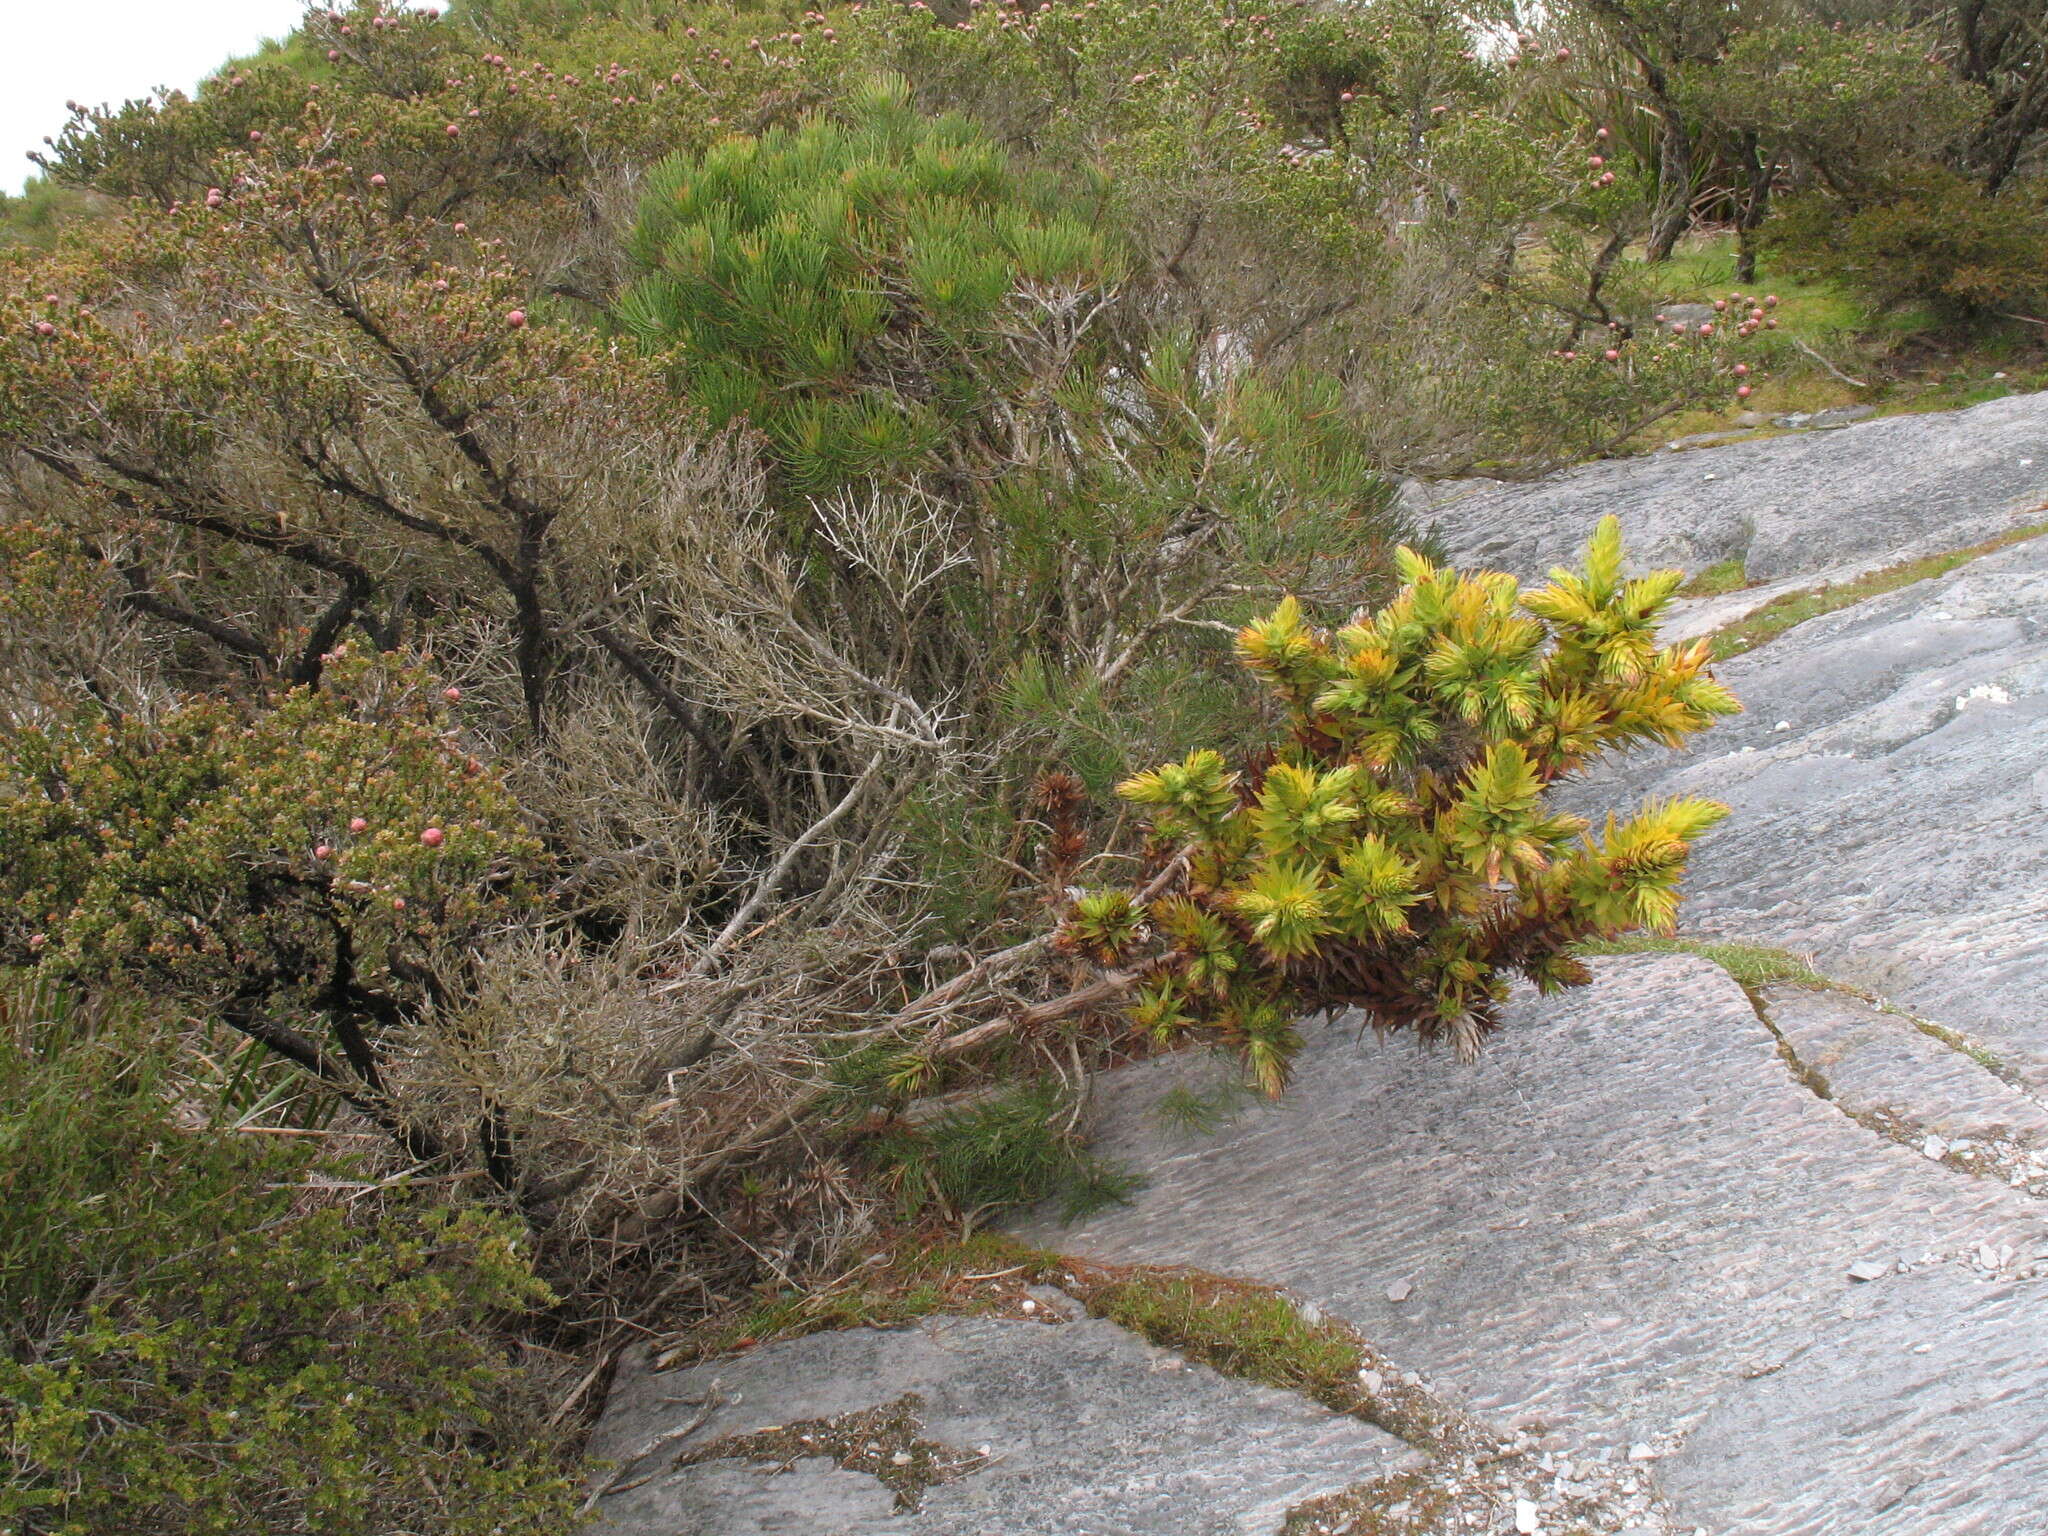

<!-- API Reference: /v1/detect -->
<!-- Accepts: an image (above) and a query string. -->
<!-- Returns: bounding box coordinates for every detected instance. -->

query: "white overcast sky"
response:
[2,0,313,193]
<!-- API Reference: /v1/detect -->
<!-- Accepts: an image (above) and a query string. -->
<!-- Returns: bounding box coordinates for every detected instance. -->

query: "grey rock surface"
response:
[1411,390,2048,590]
[1647,304,1719,334]
[1575,534,2048,1088]
[1771,403,1876,431]
[1017,956,2048,1535]
[586,1314,1403,1535]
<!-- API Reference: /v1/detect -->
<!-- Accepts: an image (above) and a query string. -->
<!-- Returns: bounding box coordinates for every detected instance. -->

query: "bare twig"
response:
[546,1349,619,1429]
[578,1391,724,1512]
[683,738,896,977]
[1788,336,1869,390]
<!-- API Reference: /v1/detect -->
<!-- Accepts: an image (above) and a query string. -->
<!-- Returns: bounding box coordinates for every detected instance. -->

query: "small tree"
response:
[1056,517,1740,1092]
[0,649,545,1168]
[615,75,1125,500]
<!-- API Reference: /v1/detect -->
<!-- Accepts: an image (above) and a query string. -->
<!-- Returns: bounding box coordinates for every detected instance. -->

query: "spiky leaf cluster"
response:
[1062,517,1739,1091]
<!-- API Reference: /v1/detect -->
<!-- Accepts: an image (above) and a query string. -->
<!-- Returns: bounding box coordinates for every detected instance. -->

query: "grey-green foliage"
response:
[0,972,577,1534]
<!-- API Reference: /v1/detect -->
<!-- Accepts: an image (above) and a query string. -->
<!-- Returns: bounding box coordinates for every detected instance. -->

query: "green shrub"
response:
[617,75,1123,498]
[870,1081,1139,1225]
[1771,170,2048,319]
[0,974,577,1536]
[0,648,546,1167]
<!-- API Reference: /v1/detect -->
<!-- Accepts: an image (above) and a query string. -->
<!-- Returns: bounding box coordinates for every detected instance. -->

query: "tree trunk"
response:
[1646,111,1694,263]
[1735,131,1769,285]
[1583,229,1630,340]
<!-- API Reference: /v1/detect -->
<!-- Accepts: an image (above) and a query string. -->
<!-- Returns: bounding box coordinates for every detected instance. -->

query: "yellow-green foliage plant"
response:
[1058,517,1741,1093]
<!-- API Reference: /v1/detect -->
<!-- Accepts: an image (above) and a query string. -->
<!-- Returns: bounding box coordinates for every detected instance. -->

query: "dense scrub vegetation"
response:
[0,0,2037,1523]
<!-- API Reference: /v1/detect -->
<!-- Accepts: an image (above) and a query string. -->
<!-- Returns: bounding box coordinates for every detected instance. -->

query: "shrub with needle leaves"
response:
[1061,516,1741,1092]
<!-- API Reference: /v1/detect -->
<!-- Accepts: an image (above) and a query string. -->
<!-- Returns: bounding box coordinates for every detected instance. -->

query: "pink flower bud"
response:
[443,686,462,702]
[421,827,445,848]
[350,817,369,832]
[506,309,527,328]
[369,173,386,187]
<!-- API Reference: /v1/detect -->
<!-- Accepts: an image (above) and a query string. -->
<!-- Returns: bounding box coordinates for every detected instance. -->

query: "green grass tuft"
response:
[1151,1080,1249,1136]
[1681,558,1751,598]
[870,1081,1142,1225]
[1574,935,1832,991]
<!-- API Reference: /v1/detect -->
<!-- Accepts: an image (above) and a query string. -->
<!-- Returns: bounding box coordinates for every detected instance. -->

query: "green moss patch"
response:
[653,1230,1064,1367]
[1573,935,1833,995]
[1681,558,1752,598]
[1060,1260,1495,1457]
[1707,519,2048,660]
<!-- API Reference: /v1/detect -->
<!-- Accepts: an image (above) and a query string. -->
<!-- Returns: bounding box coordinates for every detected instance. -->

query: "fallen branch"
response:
[683,739,895,978]
[932,955,1170,1061]
[1788,336,1868,390]
[888,848,1192,1047]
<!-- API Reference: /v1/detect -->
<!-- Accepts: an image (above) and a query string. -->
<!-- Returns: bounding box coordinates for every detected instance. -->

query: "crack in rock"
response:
[670,1391,989,1512]
[1742,981,2048,1211]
